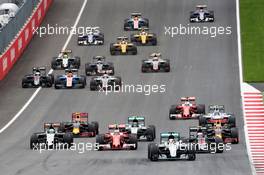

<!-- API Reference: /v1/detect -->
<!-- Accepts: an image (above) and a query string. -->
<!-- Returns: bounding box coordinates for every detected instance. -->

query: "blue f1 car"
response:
[54,69,86,89]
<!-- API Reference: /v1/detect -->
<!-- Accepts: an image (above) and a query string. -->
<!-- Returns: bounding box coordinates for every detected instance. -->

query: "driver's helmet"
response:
[35,71,41,76]
[63,53,68,58]
[134,16,139,20]
[73,122,80,127]
[168,135,175,143]
[184,101,191,106]
[67,72,73,77]
[132,120,139,127]
[197,132,204,138]
[102,74,109,79]
[47,128,55,134]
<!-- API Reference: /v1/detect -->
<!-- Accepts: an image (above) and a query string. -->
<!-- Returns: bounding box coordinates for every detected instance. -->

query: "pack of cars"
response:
[28,8,241,162]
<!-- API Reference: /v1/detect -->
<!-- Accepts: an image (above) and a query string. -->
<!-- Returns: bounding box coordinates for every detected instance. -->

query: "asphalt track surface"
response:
[0,0,252,175]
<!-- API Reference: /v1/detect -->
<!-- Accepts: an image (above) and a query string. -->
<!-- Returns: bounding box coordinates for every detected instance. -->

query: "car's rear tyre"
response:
[187,153,196,161]
[148,143,159,161]
[129,134,138,150]
[146,125,156,141]
[91,121,99,135]
[30,134,38,149]
[199,116,207,126]
[231,127,239,144]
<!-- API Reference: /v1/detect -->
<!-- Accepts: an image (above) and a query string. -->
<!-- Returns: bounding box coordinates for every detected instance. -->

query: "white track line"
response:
[0,0,88,134]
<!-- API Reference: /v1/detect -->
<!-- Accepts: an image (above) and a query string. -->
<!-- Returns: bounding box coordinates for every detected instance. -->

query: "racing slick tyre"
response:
[96,134,106,151]
[169,105,177,120]
[141,64,148,73]
[54,76,62,89]
[80,75,86,88]
[46,75,54,87]
[85,64,94,76]
[146,125,156,141]
[22,78,29,88]
[74,57,81,69]
[199,116,207,126]
[87,124,96,137]
[58,123,66,132]
[110,67,115,75]
[215,137,224,153]
[63,133,73,148]
[197,104,205,114]
[148,143,159,161]
[131,47,137,55]
[187,153,196,161]
[91,121,99,135]
[114,76,122,90]
[110,44,116,55]
[164,61,170,72]
[231,127,239,144]
[30,134,39,149]
[151,38,157,46]
[51,57,58,69]
[128,134,138,150]
[90,80,98,91]
[228,114,236,127]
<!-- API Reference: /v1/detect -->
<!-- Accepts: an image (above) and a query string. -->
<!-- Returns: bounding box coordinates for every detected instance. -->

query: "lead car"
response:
[148,132,196,161]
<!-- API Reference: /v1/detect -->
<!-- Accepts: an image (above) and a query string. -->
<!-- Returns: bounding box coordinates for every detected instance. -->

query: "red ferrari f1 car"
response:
[96,124,138,150]
[169,97,205,120]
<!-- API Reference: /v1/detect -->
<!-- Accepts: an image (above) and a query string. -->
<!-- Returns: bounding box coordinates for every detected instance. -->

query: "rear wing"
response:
[65,69,78,74]
[93,56,106,62]
[33,67,46,73]
[196,5,207,9]
[131,12,142,18]
[128,116,145,121]
[72,112,88,122]
[117,36,129,41]
[208,105,225,112]
[160,132,180,138]
[108,124,126,131]
[181,96,195,101]
[44,123,60,130]
[189,126,207,132]
[150,52,161,58]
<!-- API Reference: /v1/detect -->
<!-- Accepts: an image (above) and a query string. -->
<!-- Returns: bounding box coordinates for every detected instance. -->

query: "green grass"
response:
[240,0,264,82]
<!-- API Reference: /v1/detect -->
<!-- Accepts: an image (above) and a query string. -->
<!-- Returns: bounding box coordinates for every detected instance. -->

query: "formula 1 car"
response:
[96,124,138,150]
[169,97,205,120]
[199,105,236,127]
[130,28,157,46]
[206,121,239,144]
[54,69,86,89]
[85,56,114,76]
[141,53,170,72]
[59,112,99,138]
[188,126,224,153]
[190,5,214,23]
[125,116,155,141]
[148,132,196,161]
[51,50,80,70]
[90,74,121,91]
[30,123,73,149]
[110,37,137,55]
[22,67,54,88]
[77,30,104,46]
[124,13,149,31]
